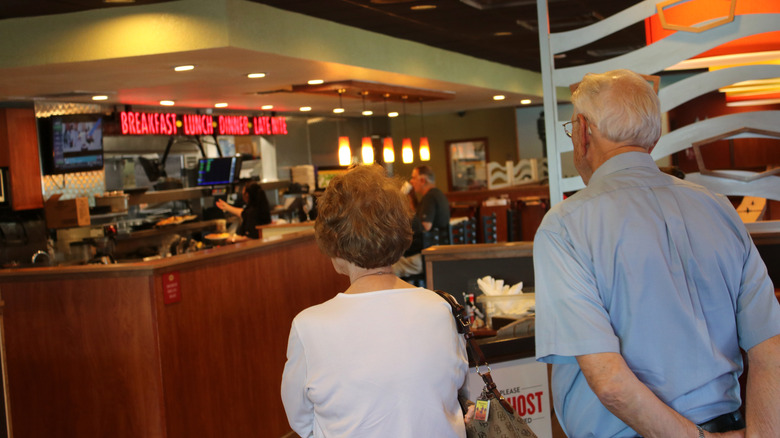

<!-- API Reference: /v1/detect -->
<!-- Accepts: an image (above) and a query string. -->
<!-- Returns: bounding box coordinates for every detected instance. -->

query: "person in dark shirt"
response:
[392,165,450,276]
[216,181,272,239]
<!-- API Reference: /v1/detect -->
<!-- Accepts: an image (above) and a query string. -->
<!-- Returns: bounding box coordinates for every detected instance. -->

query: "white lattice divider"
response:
[537,0,780,207]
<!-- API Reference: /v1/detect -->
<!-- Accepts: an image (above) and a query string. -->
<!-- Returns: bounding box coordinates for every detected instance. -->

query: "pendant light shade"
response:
[383,137,395,163]
[361,137,374,164]
[401,96,414,164]
[418,99,430,161]
[401,138,414,164]
[338,136,351,166]
[419,137,430,161]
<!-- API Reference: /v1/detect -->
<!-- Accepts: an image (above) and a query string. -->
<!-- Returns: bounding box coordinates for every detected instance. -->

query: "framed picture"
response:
[445,138,489,191]
[316,166,350,190]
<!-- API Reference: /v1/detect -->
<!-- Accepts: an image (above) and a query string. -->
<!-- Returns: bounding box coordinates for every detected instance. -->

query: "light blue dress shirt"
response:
[534,152,780,437]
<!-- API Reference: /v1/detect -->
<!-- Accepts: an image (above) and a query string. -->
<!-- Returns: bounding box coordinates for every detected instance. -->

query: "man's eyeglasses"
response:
[562,120,580,138]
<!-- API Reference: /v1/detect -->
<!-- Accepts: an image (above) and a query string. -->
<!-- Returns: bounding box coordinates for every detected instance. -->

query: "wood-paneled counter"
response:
[0,229,348,438]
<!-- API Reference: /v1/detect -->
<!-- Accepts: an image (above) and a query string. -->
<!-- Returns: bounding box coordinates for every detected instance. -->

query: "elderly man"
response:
[534,69,780,438]
[392,165,450,277]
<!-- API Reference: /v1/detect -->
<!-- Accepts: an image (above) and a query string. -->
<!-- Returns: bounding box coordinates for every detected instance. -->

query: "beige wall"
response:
[389,107,519,190]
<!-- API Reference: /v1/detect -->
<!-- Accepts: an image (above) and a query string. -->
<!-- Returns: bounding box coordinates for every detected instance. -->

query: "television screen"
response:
[38,114,104,174]
[196,157,240,186]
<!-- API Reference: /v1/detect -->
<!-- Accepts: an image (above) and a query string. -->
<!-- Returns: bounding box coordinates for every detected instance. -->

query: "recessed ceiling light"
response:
[307,79,324,85]
[247,73,266,79]
[333,108,345,114]
[493,31,512,37]
[493,95,506,101]
[362,110,373,116]
[160,100,175,106]
[411,5,436,10]
[520,99,532,105]
[92,95,108,101]
[299,106,312,112]
[215,103,229,108]
[388,112,399,118]
[261,105,274,110]
[174,65,194,72]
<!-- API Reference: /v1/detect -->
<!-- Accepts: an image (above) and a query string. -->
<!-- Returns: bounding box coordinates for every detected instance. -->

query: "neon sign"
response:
[120,111,178,135]
[182,114,214,136]
[253,116,288,135]
[218,115,250,136]
[118,111,287,136]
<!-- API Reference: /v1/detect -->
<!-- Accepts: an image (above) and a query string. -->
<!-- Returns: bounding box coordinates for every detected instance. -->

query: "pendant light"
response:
[401,96,414,164]
[339,136,351,166]
[382,94,395,163]
[418,98,430,161]
[333,88,345,114]
[336,89,351,166]
[360,92,374,164]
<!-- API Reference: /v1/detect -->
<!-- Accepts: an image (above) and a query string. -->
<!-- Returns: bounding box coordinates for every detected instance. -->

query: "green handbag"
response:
[436,290,538,438]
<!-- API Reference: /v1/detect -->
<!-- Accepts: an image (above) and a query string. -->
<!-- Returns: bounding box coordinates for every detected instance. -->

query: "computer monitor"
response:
[195,156,240,186]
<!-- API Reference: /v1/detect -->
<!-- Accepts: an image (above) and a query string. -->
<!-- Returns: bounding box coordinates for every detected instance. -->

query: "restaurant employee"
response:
[216,181,272,238]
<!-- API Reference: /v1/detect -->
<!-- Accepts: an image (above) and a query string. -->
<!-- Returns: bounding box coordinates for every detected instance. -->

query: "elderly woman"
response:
[281,165,469,437]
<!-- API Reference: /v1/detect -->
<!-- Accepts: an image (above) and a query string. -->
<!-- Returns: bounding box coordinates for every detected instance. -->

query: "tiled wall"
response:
[36,102,110,205]
[42,171,105,205]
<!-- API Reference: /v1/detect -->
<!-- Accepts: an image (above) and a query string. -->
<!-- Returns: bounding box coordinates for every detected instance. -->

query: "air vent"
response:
[35,91,112,100]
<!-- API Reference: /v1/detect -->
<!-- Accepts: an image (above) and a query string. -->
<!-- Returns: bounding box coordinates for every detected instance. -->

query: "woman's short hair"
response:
[572,69,661,150]
[315,165,413,269]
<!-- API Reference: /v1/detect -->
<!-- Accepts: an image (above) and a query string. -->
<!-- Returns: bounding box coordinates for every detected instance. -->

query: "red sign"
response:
[120,111,178,135]
[182,114,214,136]
[218,115,250,136]
[117,111,287,136]
[162,271,182,304]
[253,116,288,135]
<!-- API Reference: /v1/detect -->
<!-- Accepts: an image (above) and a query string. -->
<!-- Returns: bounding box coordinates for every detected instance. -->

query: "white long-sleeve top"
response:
[281,287,468,438]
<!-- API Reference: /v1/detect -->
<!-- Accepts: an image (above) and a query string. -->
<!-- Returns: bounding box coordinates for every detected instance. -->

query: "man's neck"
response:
[592,143,647,174]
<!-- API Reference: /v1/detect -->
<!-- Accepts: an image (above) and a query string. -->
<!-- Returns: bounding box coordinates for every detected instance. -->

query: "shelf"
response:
[126,181,290,206]
[128,187,211,206]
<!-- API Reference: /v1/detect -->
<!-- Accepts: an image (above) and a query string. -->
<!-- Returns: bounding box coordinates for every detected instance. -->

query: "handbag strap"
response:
[434,290,517,415]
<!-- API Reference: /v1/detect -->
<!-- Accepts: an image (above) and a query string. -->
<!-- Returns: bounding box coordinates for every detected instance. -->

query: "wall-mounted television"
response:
[38,114,104,174]
[196,156,240,186]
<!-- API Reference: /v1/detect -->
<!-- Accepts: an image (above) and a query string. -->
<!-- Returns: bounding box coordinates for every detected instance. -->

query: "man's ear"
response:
[580,113,592,136]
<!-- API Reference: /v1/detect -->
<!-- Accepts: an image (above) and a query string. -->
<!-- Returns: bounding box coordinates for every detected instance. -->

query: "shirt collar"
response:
[589,151,657,184]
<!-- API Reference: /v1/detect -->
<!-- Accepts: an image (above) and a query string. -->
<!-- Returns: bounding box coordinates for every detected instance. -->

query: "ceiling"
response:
[0,0,647,116]
[249,0,646,72]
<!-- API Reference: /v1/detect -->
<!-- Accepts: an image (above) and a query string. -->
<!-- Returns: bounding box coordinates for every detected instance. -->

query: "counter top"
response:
[0,228,317,280]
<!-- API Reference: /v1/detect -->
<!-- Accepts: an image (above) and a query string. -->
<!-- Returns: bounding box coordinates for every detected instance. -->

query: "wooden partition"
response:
[423,242,534,305]
[0,230,348,438]
[446,184,549,243]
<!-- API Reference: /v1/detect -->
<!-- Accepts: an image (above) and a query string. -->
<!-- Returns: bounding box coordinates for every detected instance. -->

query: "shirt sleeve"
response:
[281,324,315,437]
[418,193,437,225]
[736,235,780,351]
[533,225,621,364]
